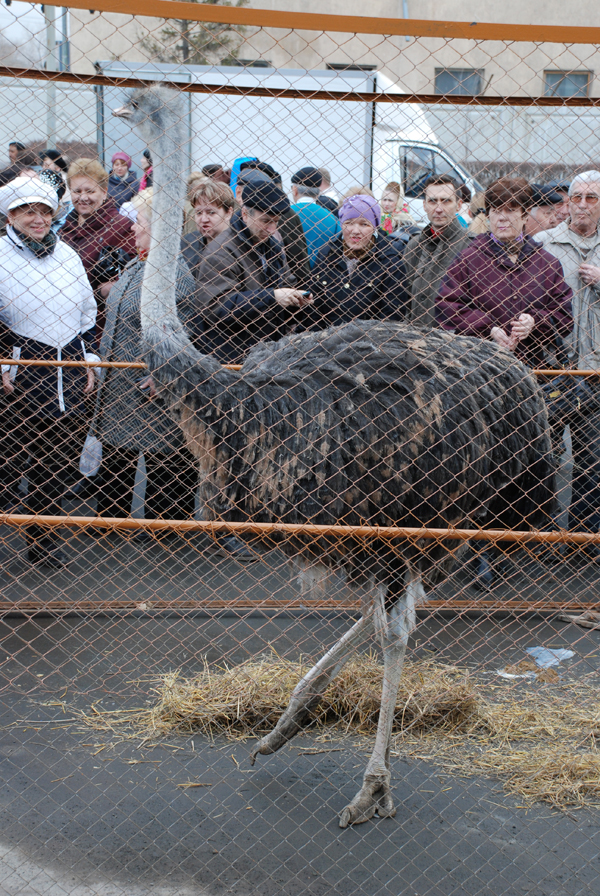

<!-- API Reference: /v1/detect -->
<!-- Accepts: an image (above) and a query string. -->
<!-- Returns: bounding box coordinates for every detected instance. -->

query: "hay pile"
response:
[81,654,600,810]
[83,653,477,739]
[400,683,600,808]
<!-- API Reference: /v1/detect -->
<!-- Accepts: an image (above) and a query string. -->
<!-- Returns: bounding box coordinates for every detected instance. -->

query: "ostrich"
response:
[114,86,556,828]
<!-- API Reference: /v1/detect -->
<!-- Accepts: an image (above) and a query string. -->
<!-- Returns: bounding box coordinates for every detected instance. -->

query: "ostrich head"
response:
[113,84,199,371]
[113,84,187,157]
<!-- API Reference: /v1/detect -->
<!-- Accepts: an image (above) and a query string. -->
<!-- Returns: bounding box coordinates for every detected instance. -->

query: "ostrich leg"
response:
[250,592,377,764]
[338,573,423,828]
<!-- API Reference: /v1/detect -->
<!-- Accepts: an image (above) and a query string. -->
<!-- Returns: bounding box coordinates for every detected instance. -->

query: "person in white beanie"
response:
[0,176,98,568]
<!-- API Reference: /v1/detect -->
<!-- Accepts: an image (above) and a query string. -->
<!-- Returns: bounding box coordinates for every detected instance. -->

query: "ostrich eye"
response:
[131,100,139,109]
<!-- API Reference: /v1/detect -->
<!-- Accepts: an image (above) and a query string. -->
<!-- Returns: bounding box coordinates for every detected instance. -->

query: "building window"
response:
[544,71,592,98]
[434,68,483,96]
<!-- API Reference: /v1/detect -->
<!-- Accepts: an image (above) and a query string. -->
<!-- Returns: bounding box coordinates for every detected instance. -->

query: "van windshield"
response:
[403,147,435,197]
[401,146,475,197]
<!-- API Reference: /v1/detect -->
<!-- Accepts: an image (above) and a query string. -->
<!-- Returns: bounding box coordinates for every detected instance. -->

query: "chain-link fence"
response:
[1,3,600,895]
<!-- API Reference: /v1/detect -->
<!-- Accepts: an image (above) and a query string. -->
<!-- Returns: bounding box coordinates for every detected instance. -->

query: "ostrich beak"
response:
[112,105,133,119]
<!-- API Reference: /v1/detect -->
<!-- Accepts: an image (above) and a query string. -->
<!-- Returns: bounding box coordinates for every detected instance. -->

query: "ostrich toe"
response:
[250,696,324,764]
[338,771,396,828]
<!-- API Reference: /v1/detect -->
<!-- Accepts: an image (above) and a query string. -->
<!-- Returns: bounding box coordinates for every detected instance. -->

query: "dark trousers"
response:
[97,444,197,520]
[569,413,600,532]
[0,410,88,545]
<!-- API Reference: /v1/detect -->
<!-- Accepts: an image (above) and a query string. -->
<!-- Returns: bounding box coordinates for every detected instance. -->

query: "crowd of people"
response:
[0,138,598,582]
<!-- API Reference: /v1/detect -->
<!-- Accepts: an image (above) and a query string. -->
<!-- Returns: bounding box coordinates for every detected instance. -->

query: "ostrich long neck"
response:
[137,91,229,394]
[141,118,186,340]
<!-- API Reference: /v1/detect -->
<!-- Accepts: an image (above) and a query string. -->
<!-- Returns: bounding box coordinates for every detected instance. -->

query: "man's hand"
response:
[2,370,14,395]
[274,288,313,308]
[579,263,600,287]
[84,368,96,394]
[490,326,517,351]
[509,313,535,343]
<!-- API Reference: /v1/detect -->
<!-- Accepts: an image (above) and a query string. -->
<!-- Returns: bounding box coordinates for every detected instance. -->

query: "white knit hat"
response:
[0,176,59,216]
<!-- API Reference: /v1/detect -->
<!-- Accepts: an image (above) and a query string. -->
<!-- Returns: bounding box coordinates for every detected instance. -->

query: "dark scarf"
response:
[13,227,58,259]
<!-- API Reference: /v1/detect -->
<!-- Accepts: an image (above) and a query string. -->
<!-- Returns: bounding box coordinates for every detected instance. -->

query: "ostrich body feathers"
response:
[124,85,558,822]
[123,86,555,598]
[157,320,555,592]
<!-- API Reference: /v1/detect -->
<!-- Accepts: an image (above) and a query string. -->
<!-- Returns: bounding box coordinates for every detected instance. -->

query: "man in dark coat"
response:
[194,181,312,364]
[404,174,471,329]
[237,163,311,286]
[0,149,39,188]
[523,184,562,238]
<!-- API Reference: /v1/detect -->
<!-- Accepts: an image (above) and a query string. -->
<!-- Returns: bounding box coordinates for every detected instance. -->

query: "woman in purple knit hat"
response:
[303,194,410,330]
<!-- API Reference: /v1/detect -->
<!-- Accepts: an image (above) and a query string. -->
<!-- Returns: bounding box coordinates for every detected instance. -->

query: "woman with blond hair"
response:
[379,181,414,233]
[182,170,207,235]
[61,158,136,335]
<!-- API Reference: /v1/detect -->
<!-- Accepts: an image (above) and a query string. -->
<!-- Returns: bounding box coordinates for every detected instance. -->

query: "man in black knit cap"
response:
[194,180,312,366]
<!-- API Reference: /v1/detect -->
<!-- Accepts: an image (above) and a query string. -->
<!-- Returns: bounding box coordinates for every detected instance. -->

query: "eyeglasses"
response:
[569,194,600,206]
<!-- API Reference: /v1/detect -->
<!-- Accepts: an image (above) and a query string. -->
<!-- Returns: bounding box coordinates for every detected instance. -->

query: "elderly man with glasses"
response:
[538,170,600,541]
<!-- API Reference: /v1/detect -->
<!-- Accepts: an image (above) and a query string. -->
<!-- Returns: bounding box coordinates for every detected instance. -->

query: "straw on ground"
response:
[79,653,600,810]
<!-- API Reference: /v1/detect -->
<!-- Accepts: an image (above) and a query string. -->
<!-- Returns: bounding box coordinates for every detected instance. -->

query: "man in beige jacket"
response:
[538,170,600,537]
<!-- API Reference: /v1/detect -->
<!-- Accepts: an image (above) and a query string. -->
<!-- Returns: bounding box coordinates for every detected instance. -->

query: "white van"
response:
[370,74,482,225]
[97,61,482,226]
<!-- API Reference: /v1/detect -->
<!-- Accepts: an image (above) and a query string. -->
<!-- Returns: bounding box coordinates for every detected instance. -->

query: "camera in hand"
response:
[89,246,132,289]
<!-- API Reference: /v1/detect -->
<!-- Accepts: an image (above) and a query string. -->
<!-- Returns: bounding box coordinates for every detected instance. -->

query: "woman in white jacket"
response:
[0,176,98,568]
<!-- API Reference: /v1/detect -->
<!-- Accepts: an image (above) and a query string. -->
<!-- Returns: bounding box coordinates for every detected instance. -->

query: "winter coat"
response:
[436,233,573,368]
[95,257,196,454]
[301,231,410,331]
[107,170,140,208]
[0,227,97,418]
[193,210,295,364]
[0,162,33,188]
[536,221,600,369]
[404,219,471,329]
[61,198,136,287]
[278,206,311,286]
[180,231,208,281]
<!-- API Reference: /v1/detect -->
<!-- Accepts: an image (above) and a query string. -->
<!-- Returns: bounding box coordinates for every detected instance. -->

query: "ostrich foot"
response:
[338,771,396,829]
[250,613,375,766]
[249,697,321,765]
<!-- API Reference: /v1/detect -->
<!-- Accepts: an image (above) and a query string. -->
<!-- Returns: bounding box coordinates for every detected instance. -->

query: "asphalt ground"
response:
[0,609,599,896]
[1,442,599,895]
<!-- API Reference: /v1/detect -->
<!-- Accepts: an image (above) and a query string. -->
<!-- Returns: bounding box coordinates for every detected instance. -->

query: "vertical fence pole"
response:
[45,4,57,150]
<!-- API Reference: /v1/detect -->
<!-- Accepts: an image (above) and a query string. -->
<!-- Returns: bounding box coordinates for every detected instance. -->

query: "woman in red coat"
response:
[436,177,573,589]
[436,177,573,369]
[61,158,136,338]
